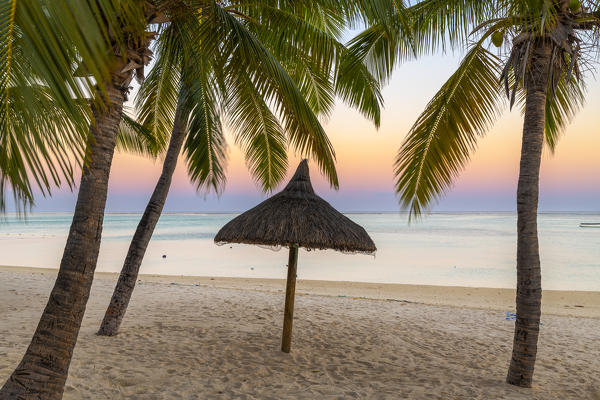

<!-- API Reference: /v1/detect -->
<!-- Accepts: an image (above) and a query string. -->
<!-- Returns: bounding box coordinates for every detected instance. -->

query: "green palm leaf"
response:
[239,5,339,117]
[116,110,164,158]
[395,44,504,218]
[335,49,384,127]
[543,76,586,152]
[511,64,587,153]
[242,4,383,124]
[225,71,288,192]
[236,2,344,67]
[134,24,181,152]
[287,55,336,118]
[410,0,496,53]
[0,84,86,211]
[183,73,228,194]
[0,0,147,211]
[210,2,338,187]
[343,11,415,84]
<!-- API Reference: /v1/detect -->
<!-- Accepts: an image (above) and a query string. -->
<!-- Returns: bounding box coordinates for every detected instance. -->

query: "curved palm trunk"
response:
[506,39,552,388]
[97,103,186,336]
[0,84,127,399]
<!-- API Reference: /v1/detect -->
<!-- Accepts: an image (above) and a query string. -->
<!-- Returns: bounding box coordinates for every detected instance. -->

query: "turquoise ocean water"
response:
[0,213,598,291]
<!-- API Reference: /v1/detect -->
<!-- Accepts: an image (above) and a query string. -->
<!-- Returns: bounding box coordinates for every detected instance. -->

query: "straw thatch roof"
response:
[214,160,376,254]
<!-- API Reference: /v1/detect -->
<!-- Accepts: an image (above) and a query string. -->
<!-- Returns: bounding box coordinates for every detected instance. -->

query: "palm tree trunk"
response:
[506,39,552,388]
[281,245,298,353]
[0,84,127,400]
[97,102,187,336]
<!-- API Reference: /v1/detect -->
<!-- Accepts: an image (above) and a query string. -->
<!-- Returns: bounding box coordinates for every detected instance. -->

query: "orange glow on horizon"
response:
[105,54,600,211]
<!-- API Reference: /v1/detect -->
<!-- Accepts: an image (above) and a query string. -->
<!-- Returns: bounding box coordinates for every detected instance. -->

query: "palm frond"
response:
[210,2,338,187]
[0,85,87,211]
[287,55,336,117]
[238,3,384,124]
[0,0,150,211]
[182,73,228,194]
[0,1,106,211]
[235,4,339,117]
[395,44,504,218]
[351,0,405,29]
[544,75,586,152]
[234,3,343,67]
[225,71,288,192]
[230,0,359,34]
[343,10,415,84]
[134,24,181,154]
[335,48,384,127]
[116,111,164,158]
[409,0,497,54]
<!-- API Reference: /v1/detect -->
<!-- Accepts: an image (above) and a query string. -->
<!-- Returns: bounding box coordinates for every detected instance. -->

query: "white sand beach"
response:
[1,266,599,399]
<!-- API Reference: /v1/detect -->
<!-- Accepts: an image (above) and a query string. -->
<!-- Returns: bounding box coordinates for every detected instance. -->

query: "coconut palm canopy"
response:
[214,160,376,255]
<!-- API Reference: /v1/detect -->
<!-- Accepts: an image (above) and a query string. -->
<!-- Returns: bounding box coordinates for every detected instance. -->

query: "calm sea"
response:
[0,213,598,291]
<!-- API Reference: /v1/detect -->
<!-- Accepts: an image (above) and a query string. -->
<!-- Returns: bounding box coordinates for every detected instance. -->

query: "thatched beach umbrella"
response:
[215,160,376,352]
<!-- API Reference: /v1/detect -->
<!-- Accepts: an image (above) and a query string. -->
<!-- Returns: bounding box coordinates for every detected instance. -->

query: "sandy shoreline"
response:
[1,266,599,399]
[2,265,599,319]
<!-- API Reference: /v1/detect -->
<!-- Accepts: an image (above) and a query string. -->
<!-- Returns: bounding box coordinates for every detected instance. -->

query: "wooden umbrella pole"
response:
[281,244,298,353]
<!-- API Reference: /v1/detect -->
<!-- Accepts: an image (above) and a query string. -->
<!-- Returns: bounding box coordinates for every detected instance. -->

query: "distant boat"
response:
[580,223,600,228]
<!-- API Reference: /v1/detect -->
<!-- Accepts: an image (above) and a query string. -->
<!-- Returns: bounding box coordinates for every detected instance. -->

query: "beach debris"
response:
[214,160,376,353]
[162,254,167,259]
[505,312,517,320]
[506,312,544,325]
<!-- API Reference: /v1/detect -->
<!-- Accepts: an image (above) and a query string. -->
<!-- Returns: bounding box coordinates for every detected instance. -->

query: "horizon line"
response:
[6,210,600,215]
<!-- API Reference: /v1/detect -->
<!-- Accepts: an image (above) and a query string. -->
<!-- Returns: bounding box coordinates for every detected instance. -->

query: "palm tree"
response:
[1,1,384,397]
[0,1,173,398]
[97,1,384,336]
[350,0,598,388]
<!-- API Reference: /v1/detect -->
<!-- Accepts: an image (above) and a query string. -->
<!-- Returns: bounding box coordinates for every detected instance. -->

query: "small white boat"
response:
[580,223,600,228]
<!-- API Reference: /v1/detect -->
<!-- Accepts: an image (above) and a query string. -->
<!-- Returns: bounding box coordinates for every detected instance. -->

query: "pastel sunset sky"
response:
[23,51,600,213]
